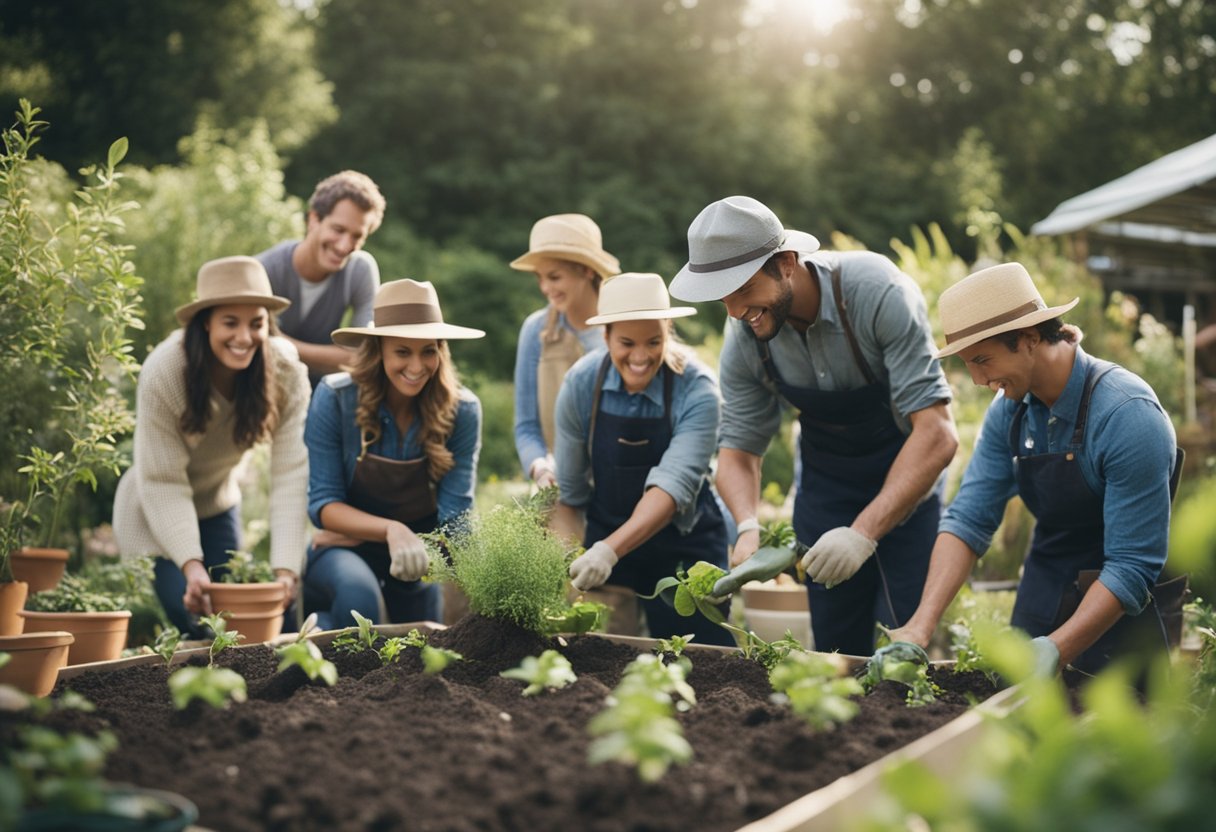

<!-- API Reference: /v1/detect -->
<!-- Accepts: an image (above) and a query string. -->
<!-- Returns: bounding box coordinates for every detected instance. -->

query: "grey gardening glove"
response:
[569,541,618,592]
[800,527,877,587]
[386,523,429,582]
[1030,636,1060,678]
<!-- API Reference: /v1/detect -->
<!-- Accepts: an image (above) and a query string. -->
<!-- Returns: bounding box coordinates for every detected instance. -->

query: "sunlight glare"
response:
[749,0,856,34]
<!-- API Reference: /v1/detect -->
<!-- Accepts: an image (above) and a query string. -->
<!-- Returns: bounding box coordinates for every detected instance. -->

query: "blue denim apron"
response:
[753,261,940,655]
[583,355,734,646]
[1008,359,1185,675]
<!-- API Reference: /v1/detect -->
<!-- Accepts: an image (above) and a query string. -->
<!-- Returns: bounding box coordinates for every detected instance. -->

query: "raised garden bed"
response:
[12,616,1006,831]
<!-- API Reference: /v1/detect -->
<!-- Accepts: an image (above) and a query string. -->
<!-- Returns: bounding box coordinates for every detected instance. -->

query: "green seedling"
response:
[588,653,696,782]
[420,645,463,675]
[151,626,181,667]
[199,613,244,663]
[332,609,379,654]
[275,615,337,686]
[168,666,248,710]
[640,561,729,626]
[542,600,608,635]
[654,634,694,660]
[759,520,798,550]
[721,623,805,670]
[864,640,940,707]
[769,650,862,729]
[500,650,577,695]
[376,629,429,666]
[215,548,275,584]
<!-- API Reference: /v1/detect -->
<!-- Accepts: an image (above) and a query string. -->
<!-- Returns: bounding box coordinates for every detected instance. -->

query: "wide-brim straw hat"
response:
[669,196,820,303]
[586,273,697,326]
[509,213,621,278]
[332,278,485,346]
[175,256,291,325]
[935,262,1078,358]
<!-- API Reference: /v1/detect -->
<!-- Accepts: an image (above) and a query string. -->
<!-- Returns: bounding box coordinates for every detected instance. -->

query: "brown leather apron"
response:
[347,451,439,574]
[537,308,587,452]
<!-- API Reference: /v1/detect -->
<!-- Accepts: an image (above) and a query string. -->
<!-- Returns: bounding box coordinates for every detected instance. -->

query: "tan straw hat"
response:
[670,196,820,303]
[586,273,696,326]
[509,214,621,278]
[175,256,290,325]
[332,279,485,346]
[935,262,1078,358]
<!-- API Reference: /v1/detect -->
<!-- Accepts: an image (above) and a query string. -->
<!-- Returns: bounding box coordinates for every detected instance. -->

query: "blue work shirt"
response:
[718,251,951,457]
[513,307,604,474]
[940,346,1177,614]
[555,348,721,535]
[306,373,482,528]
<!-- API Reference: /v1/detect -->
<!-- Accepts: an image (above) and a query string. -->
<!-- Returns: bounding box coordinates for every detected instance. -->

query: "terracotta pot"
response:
[0,580,30,635]
[741,581,813,649]
[206,582,286,616]
[221,608,286,644]
[19,610,132,665]
[10,547,70,593]
[741,581,810,612]
[0,630,73,696]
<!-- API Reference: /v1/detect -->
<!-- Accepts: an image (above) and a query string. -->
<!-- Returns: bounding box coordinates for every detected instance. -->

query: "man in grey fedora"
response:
[670,195,958,655]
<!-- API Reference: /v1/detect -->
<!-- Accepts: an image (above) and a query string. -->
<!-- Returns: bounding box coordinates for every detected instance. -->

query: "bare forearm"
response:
[716,447,762,527]
[853,402,957,541]
[288,336,356,376]
[603,487,677,558]
[898,532,977,644]
[1050,581,1124,667]
[318,502,401,542]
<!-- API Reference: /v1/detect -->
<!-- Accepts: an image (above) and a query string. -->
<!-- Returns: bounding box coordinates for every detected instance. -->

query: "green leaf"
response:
[107,137,128,169]
[673,585,695,617]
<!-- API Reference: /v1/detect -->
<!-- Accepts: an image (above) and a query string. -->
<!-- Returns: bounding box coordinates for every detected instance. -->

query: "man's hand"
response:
[182,559,213,616]
[530,456,557,490]
[386,522,429,582]
[274,568,299,607]
[884,624,932,650]
[569,541,618,592]
[800,527,877,586]
[730,527,760,568]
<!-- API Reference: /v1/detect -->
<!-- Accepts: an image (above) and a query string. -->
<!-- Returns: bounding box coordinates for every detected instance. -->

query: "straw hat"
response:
[669,196,820,303]
[175,256,290,325]
[935,262,1078,358]
[331,279,485,346]
[509,214,621,278]
[586,273,696,326]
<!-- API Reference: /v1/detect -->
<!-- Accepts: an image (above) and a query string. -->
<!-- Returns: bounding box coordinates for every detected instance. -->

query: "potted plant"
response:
[205,549,287,643]
[0,632,75,697]
[0,101,143,626]
[19,572,133,665]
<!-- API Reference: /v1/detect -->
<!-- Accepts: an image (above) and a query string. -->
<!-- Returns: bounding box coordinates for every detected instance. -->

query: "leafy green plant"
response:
[0,100,143,563]
[759,520,798,551]
[1184,597,1216,713]
[275,613,337,686]
[332,609,379,654]
[215,549,275,584]
[639,561,729,626]
[654,635,694,660]
[541,600,608,636]
[500,650,577,696]
[377,629,428,667]
[166,613,246,710]
[151,627,181,667]
[947,620,997,682]
[23,572,127,613]
[420,645,463,675]
[863,641,940,707]
[720,623,805,671]
[426,499,572,634]
[588,653,697,782]
[769,651,863,730]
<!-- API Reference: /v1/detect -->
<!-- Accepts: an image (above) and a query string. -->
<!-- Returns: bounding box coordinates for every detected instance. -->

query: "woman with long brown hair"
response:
[303,279,484,629]
[113,256,310,638]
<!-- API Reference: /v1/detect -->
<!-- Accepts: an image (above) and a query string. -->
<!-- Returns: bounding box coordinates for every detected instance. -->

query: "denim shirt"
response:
[513,307,604,474]
[306,373,482,528]
[555,347,721,534]
[940,346,1177,614]
[719,251,951,456]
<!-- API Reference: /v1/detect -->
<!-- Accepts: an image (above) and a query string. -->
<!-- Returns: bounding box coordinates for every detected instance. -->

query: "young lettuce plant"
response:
[420,645,463,675]
[274,613,337,686]
[654,634,694,661]
[863,640,940,707]
[500,650,577,696]
[588,653,697,782]
[541,600,608,636]
[151,626,181,666]
[769,651,862,730]
[720,623,805,670]
[167,613,247,710]
[332,609,380,655]
[639,561,729,626]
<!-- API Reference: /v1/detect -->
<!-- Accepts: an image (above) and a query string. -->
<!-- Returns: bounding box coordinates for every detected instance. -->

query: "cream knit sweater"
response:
[113,329,310,574]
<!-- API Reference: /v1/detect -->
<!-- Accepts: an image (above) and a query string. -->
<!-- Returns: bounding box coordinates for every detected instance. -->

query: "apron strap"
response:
[830,263,877,385]
[1070,362,1117,445]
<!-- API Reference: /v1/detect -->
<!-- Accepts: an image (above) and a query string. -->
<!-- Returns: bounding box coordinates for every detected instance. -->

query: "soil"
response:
[7,615,1000,832]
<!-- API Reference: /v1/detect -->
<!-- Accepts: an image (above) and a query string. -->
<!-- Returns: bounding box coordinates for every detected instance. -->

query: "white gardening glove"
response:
[386,522,429,582]
[799,527,877,587]
[569,541,618,592]
[530,455,558,490]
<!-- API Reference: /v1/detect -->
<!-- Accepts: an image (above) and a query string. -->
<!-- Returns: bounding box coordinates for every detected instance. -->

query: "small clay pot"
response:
[0,580,30,635]
[207,582,287,643]
[0,630,73,696]
[19,610,132,665]
[10,547,70,594]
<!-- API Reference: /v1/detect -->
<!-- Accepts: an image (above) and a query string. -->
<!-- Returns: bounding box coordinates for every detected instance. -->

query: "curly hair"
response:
[179,310,281,449]
[308,170,386,231]
[347,336,461,481]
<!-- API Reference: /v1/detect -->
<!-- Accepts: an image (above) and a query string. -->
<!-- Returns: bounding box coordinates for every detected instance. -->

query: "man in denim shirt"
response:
[891,262,1181,676]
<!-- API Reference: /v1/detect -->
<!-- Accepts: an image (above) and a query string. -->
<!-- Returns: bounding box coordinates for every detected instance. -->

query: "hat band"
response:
[687,234,781,274]
[944,299,1046,344]
[375,302,443,327]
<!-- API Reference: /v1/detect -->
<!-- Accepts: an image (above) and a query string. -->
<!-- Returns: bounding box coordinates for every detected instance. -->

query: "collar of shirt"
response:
[600,363,667,409]
[803,256,840,332]
[372,401,420,452]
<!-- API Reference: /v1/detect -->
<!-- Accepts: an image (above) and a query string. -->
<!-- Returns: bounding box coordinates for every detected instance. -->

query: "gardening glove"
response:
[569,541,618,592]
[529,455,557,490]
[1030,636,1060,679]
[800,527,877,587]
[386,523,429,582]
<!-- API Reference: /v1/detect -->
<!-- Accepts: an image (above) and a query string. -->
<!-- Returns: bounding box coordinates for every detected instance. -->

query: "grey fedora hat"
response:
[669,196,820,302]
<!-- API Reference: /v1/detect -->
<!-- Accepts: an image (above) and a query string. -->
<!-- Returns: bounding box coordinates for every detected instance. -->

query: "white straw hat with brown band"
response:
[175,256,291,325]
[935,262,1078,358]
[585,273,697,326]
[509,213,621,278]
[331,279,485,345]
